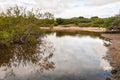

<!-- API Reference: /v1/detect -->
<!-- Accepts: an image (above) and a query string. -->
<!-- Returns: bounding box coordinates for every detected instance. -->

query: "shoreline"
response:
[102,33,120,80]
[40,26,106,33]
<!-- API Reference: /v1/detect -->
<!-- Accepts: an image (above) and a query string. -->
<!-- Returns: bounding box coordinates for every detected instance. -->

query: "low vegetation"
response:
[55,16,105,27]
[104,15,120,31]
[55,15,120,32]
[0,6,120,45]
[0,6,54,45]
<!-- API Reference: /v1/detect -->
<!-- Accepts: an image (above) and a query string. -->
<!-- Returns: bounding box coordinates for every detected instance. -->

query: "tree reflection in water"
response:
[0,37,55,79]
[0,32,113,80]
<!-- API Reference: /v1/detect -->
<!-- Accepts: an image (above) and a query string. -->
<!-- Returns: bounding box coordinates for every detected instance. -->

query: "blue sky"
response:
[0,0,120,18]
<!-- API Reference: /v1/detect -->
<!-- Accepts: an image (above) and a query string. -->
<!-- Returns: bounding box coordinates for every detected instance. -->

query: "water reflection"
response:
[0,38,55,80]
[44,33,111,80]
[0,32,112,80]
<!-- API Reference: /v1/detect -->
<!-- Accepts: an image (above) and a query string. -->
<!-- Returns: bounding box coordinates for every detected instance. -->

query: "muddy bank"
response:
[102,34,120,80]
[40,26,106,32]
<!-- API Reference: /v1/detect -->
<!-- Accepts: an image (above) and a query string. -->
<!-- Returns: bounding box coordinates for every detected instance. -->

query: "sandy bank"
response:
[40,26,106,32]
[102,33,120,80]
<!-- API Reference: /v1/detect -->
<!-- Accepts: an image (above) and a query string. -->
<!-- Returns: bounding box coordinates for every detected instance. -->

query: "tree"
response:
[104,15,120,31]
[0,6,55,45]
[56,18,64,24]
[91,16,99,21]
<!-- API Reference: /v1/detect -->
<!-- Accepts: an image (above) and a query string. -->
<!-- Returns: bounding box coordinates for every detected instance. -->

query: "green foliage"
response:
[56,18,64,24]
[79,18,91,23]
[79,16,85,19]
[78,23,92,27]
[104,17,115,28]
[0,6,54,45]
[111,16,120,30]
[56,17,92,25]
[91,16,99,21]
[91,18,104,27]
[53,13,120,32]
[56,18,71,25]
[104,15,120,31]
[25,36,37,44]
[0,31,10,38]
[92,19,104,24]
[56,16,105,28]
[91,24,103,27]
[54,21,58,26]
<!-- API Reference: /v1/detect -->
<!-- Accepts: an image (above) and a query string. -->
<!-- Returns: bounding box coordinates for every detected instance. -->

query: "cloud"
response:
[0,0,120,18]
[57,1,120,18]
[92,0,120,5]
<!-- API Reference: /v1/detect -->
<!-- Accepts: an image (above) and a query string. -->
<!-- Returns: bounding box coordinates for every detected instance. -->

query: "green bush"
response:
[0,31,10,39]
[56,18,70,25]
[0,6,54,45]
[79,18,91,23]
[93,19,104,24]
[108,15,120,31]
[25,36,37,44]
[56,17,92,26]
[91,16,99,21]
[78,23,92,27]
[91,24,103,27]
[104,17,115,28]
[56,18,64,24]
[54,21,58,26]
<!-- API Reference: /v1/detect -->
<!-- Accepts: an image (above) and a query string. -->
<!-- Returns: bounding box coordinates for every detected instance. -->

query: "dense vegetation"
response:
[55,15,120,32]
[0,6,120,45]
[104,15,120,31]
[0,6,54,45]
[56,16,105,27]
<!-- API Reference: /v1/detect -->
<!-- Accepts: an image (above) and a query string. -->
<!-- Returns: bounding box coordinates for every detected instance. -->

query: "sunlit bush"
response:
[104,15,120,31]
[78,23,92,27]
[0,6,54,45]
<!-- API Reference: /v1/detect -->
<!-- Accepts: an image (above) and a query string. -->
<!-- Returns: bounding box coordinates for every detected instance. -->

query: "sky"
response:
[0,0,120,18]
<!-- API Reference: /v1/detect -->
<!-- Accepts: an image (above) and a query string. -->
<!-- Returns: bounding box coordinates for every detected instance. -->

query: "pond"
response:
[0,32,112,80]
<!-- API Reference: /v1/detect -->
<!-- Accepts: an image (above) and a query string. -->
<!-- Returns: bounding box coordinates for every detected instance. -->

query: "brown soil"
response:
[40,25,106,32]
[102,34,120,80]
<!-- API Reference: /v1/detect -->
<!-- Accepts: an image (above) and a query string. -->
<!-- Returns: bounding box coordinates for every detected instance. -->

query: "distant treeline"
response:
[0,6,54,45]
[55,15,120,31]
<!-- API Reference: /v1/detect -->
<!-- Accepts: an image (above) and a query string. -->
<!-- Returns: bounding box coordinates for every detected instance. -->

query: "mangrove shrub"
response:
[0,6,54,45]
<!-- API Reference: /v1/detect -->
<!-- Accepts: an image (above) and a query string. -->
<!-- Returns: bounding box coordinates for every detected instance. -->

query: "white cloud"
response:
[0,0,120,18]
[92,0,120,5]
[57,2,120,18]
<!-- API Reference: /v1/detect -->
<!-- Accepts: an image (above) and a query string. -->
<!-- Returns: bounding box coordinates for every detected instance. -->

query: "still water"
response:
[0,32,112,80]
